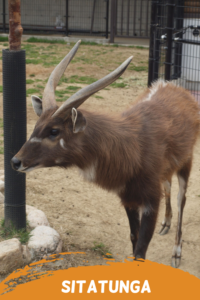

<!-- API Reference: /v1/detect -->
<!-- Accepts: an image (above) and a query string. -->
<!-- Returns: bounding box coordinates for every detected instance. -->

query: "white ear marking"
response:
[71,108,77,133]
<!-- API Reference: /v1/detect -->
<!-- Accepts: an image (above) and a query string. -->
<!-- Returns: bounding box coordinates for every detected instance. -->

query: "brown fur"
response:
[15,80,200,262]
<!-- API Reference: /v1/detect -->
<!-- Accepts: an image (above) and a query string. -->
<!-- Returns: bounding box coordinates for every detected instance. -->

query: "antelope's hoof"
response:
[159,224,170,235]
[171,255,181,268]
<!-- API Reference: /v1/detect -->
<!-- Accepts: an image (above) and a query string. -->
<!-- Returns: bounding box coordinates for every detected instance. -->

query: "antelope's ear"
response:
[71,108,86,133]
[31,95,43,117]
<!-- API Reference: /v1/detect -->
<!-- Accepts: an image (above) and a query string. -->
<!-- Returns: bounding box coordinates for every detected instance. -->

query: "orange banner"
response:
[0,253,199,299]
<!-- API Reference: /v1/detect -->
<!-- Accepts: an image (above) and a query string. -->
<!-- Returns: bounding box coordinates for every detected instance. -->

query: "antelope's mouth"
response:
[17,163,40,173]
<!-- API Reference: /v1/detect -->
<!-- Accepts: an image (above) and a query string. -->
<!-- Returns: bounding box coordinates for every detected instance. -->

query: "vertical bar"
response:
[146,0,149,37]
[133,0,137,36]
[90,0,96,34]
[121,0,123,35]
[66,0,68,36]
[127,0,130,36]
[140,0,143,36]
[165,0,175,80]
[3,0,6,33]
[106,0,109,39]
[110,0,116,43]
[115,0,118,34]
[148,0,158,86]
[173,0,184,79]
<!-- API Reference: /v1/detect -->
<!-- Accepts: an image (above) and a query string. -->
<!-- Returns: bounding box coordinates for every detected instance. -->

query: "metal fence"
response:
[0,0,109,37]
[111,0,151,38]
[148,0,200,104]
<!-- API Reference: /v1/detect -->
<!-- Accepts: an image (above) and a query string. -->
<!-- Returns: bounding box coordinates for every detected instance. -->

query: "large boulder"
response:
[28,226,62,260]
[26,205,50,229]
[0,239,24,274]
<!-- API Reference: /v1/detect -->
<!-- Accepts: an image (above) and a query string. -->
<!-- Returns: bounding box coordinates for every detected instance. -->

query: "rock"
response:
[28,226,62,260]
[0,238,24,275]
[22,245,32,264]
[26,207,50,229]
[0,180,4,193]
[26,205,38,215]
[0,192,4,204]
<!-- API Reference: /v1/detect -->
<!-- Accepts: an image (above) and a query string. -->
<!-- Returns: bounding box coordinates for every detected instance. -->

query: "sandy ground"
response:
[0,42,200,280]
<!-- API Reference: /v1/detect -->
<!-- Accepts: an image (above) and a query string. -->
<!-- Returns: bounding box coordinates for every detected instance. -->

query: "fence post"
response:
[3,0,6,33]
[165,0,175,80]
[3,0,26,230]
[105,0,109,39]
[65,0,69,36]
[148,0,158,86]
[110,0,116,43]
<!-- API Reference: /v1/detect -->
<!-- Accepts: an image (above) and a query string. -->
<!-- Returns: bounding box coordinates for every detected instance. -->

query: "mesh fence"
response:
[0,0,109,37]
[148,0,200,104]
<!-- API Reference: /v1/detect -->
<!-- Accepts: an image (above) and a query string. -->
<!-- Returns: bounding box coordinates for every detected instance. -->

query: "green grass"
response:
[110,82,127,88]
[0,36,8,42]
[66,85,81,91]
[129,65,148,72]
[92,242,113,258]
[95,95,104,99]
[0,118,4,128]
[0,219,32,244]
[0,86,2,92]
[26,79,35,84]
[26,88,39,96]
[27,37,66,44]
[30,74,35,77]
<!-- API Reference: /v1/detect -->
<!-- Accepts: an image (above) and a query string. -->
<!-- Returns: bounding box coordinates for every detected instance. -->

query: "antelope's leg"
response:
[125,207,140,253]
[134,201,160,259]
[171,159,192,268]
[159,179,172,235]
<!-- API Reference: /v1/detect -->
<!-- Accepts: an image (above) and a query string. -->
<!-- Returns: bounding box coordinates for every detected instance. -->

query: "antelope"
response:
[11,41,200,268]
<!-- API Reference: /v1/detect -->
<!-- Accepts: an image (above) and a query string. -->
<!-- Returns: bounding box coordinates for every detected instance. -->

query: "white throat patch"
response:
[79,162,97,183]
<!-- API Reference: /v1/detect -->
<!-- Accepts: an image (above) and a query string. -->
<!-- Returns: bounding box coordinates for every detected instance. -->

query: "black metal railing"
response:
[148,0,200,105]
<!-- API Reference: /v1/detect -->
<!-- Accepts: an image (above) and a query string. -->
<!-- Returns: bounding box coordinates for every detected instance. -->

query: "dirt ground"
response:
[0,41,200,281]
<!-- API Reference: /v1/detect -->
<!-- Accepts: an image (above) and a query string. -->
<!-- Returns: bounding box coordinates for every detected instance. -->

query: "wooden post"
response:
[8,0,23,51]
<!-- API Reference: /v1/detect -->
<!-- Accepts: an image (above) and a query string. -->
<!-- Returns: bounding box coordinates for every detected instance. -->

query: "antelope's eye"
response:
[50,129,59,137]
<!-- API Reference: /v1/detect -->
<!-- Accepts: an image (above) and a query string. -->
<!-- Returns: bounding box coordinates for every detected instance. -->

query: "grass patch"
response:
[66,85,81,91]
[129,65,148,72]
[26,88,39,96]
[0,219,32,244]
[0,36,8,42]
[110,82,127,88]
[0,86,2,92]
[95,95,104,99]
[92,242,113,258]
[0,118,4,129]
[30,74,35,77]
[26,79,35,84]
[27,37,66,44]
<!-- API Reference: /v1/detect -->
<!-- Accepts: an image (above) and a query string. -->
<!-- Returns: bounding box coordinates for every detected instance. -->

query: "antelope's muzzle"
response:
[11,156,22,171]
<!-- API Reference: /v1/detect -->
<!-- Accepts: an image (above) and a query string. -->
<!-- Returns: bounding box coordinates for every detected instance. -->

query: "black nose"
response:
[11,157,22,170]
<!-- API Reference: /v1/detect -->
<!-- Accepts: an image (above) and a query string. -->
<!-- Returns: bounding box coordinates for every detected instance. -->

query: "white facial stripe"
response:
[60,138,67,150]
[30,137,42,143]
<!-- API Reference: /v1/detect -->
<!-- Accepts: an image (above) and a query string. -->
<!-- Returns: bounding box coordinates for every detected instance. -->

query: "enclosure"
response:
[148,0,200,104]
[0,0,151,40]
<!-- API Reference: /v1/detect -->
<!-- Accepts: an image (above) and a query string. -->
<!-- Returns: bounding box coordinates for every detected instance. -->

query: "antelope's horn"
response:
[52,56,133,118]
[42,40,81,112]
